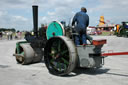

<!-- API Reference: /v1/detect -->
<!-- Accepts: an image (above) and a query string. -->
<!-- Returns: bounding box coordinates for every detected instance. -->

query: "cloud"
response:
[0,0,26,10]
[0,11,12,27]
[0,0,85,30]
[40,7,75,25]
[38,0,85,25]
[0,10,31,31]
[0,11,7,16]
[88,0,128,25]
[0,0,128,30]
[13,16,28,21]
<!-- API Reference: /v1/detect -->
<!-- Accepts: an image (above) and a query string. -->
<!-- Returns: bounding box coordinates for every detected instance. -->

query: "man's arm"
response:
[86,15,89,27]
[72,14,77,26]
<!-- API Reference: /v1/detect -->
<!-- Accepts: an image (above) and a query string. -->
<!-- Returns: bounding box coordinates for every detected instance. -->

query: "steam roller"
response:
[13,5,45,65]
[13,5,107,75]
[44,21,107,75]
[13,5,128,76]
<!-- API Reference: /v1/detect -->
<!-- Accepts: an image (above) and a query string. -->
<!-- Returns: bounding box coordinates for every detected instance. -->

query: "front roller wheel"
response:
[14,42,43,65]
[44,36,77,76]
[15,43,35,65]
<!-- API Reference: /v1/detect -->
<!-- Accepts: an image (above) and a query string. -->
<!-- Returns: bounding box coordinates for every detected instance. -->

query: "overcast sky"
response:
[0,0,128,31]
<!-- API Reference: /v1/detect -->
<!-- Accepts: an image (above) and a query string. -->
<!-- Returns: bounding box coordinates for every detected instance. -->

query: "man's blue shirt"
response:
[72,11,89,32]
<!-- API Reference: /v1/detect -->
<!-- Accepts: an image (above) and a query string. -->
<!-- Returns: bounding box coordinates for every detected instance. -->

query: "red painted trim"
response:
[101,52,128,56]
[92,39,107,45]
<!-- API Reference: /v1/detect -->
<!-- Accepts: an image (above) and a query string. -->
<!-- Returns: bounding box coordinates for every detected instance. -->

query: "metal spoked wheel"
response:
[44,36,77,76]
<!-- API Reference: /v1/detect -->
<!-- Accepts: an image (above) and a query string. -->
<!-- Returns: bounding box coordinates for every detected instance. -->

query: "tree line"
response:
[0,28,16,32]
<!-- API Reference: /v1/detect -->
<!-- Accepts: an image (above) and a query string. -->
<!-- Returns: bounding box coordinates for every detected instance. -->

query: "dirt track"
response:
[0,36,128,85]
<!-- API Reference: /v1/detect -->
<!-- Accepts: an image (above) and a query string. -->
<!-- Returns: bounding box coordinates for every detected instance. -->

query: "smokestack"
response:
[32,5,38,37]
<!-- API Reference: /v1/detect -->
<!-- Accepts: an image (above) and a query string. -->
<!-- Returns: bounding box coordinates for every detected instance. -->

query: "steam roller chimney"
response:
[32,5,38,37]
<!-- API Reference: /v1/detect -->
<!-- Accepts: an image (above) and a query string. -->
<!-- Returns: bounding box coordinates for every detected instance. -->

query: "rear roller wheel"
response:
[44,36,77,76]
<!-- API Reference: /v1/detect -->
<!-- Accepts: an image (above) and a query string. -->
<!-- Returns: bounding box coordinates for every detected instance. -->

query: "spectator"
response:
[0,32,2,40]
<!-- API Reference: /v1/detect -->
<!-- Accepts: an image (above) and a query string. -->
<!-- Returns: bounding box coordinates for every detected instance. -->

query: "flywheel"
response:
[46,21,65,39]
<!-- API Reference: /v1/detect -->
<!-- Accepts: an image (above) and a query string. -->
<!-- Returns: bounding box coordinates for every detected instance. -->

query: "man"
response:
[72,7,89,45]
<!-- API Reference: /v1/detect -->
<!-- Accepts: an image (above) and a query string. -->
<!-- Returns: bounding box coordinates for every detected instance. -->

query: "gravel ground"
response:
[0,36,128,85]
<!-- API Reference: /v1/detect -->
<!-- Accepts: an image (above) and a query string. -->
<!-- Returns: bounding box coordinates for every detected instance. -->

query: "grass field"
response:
[100,31,114,36]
